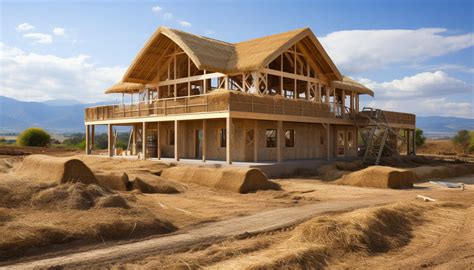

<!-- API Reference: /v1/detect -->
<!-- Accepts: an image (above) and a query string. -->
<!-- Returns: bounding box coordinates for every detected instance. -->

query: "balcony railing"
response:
[85,91,351,121]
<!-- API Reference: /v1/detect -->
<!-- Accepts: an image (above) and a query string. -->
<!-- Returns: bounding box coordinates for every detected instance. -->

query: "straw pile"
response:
[160,166,280,193]
[335,166,416,189]
[15,155,97,184]
[410,163,474,181]
[95,171,131,191]
[131,173,184,194]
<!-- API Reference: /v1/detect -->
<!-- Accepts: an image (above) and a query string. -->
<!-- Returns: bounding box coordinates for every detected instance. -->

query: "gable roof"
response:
[123,26,342,83]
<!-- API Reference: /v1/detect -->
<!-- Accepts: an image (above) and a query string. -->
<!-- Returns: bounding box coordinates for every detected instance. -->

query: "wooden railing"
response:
[357,109,416,126]
[84,91,357,122]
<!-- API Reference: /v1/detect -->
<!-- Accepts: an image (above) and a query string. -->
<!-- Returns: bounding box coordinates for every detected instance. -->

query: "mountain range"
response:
[0,96,472,136]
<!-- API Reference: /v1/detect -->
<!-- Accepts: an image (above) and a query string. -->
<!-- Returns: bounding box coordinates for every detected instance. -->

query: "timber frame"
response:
[85,27,416,164]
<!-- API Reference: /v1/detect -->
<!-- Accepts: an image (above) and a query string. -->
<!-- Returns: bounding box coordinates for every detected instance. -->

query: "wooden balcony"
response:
[84,91,348,122]
[356,108,416,128]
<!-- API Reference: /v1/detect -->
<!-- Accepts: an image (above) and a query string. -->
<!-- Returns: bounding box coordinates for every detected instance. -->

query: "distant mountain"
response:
[0,96,111,133]
[416,116,474,137]
[0,96,472,135]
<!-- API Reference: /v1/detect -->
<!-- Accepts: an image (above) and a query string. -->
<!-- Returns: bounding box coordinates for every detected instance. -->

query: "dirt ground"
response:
[0,144,473,268]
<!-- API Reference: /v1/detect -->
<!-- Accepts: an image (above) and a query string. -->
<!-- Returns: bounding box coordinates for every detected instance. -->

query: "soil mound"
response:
[131,173,184,194]
[335,166,416,189]
[161,166,280,193]
[15,155,97,184]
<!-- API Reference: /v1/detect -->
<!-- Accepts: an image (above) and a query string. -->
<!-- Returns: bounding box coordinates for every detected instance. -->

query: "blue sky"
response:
[1,0,473,118]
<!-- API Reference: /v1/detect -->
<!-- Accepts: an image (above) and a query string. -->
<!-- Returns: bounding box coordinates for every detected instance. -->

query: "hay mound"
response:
[95,171,131,191]
[161,166,280,193]
[131,173,184,194]
[15,155,97,184]
[96,195,130,209]
[335,166,416,189]
[318,160,364,181]
[31,183,112,210]
[410,163,474,181]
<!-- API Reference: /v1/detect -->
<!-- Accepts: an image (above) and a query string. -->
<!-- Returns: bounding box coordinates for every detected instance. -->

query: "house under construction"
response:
[84,27,416,165]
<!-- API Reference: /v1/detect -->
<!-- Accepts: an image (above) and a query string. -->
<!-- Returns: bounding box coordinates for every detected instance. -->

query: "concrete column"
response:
[174,120,179,161]
[157,122,161,159]
[254,120,258,162]
[277,121,283,163]
[226,117,232,164]
[142,122,146,160]
[85,125,90,155]
[202,119,207,162]
[107,124,113,157]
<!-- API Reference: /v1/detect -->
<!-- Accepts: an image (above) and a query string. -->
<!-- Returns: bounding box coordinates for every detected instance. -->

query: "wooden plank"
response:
[142,122,146,160]
[107,124,113,157]
[174,120,179,161]
[202,119,207,162]
[262,68,319,83]
[85,125,90,155]
[226,117,232,164]
[156,72,226,87]
[277,120,283,163]
[157,122,161,159]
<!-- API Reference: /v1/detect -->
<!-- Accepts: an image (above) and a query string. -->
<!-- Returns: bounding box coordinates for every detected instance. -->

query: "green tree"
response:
[415,128,426,147]
[17,127,51,147]
[452,130,471,154]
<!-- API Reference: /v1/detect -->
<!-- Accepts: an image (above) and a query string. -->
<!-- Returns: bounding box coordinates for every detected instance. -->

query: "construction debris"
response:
[416,195,436,202]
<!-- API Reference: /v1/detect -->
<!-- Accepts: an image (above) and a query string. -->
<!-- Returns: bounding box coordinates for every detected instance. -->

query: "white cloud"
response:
[0,43,125,103]
[365,98,473,119]
[163,12,173,20]
[360,71,472,99]
[16,23,35,32]
[417,64,474,74]
[23,33,53,44]
[152,5,162,12]
[178,21,191,27]
[52,27,66,36]
[320,28,474,74]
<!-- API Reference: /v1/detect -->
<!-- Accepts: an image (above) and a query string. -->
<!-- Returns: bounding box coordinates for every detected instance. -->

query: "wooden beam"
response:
[262,68,320,83]
[226,117,232,164]
[85,125,90,155]
[157,122,161,159]
[202,119,207,162]
[254,120,258,162]
[107,124,113,157]
[174,120,179,161]
[142,122,146,160]
[156,72,226,87]
[277,120,283,163]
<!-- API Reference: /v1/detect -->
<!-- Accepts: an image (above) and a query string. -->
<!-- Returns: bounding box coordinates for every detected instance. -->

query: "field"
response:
[0,142,473,269]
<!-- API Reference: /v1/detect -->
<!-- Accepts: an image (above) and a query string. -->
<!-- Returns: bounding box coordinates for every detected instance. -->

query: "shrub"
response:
[17,128,51,147]
[415,128,426,147]
[452,130,472,154]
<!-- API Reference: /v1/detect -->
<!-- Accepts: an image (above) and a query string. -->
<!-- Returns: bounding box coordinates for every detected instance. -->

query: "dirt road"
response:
[2,197,401,269]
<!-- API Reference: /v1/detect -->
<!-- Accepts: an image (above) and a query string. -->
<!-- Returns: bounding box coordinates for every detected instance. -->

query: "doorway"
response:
[337,130,345,157]
[194,129,203,159]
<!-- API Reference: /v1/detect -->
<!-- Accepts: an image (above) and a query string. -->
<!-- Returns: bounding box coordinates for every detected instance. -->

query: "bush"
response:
[452,130,472,154]
[415,128,426,147]
[17,128,51,147]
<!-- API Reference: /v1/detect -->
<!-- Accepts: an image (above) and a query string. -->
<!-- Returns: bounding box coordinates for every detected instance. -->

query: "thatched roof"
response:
[123,26,342,83]
[331,76,374,97]
[104,82,145,94]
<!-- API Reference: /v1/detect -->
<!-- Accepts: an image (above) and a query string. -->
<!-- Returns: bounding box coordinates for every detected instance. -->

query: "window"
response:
[320,132,325,145]
[169,130,175,146]
[285,129,295,147]
[266,129,277,148]
[219,128,226,147]
[347,131,354,147]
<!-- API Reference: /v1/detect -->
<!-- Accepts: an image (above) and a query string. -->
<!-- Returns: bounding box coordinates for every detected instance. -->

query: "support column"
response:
[142,122,146,160]
[277,121,283,163]
[406,129,410,155]
[226,117,232,164]
[85,125,90,155]
[91,125,95,151]
[202,119,207,162]
[107,124,113,157]
[254,120,258,162]
[413,129,417,155]
[326,123,331,160]
[157,122,161,160]
[132,124,137,155]
[342,90,346,117]
[174,120,179,161]
[355,94,359,112]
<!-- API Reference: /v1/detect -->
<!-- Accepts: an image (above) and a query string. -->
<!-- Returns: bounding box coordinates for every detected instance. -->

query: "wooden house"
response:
[84,27,416,164]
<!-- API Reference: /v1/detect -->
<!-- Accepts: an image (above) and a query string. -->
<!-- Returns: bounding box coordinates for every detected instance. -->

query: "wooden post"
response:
[202,119,207,162]
[142,122,146,160]
[254,120,258,162]
[107,124,113,157]
[326,123,331,160]
[406,129,410,155]
[226,117,232,164]
[355,94,359,112]
[157,122,161,159]
[174,120,179,161]
[91,125,95,151]
[131,124,136,155]
[413,129,417,155]
[85,125,90,155]
[277,121,283,163]
[342,90,345,117]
